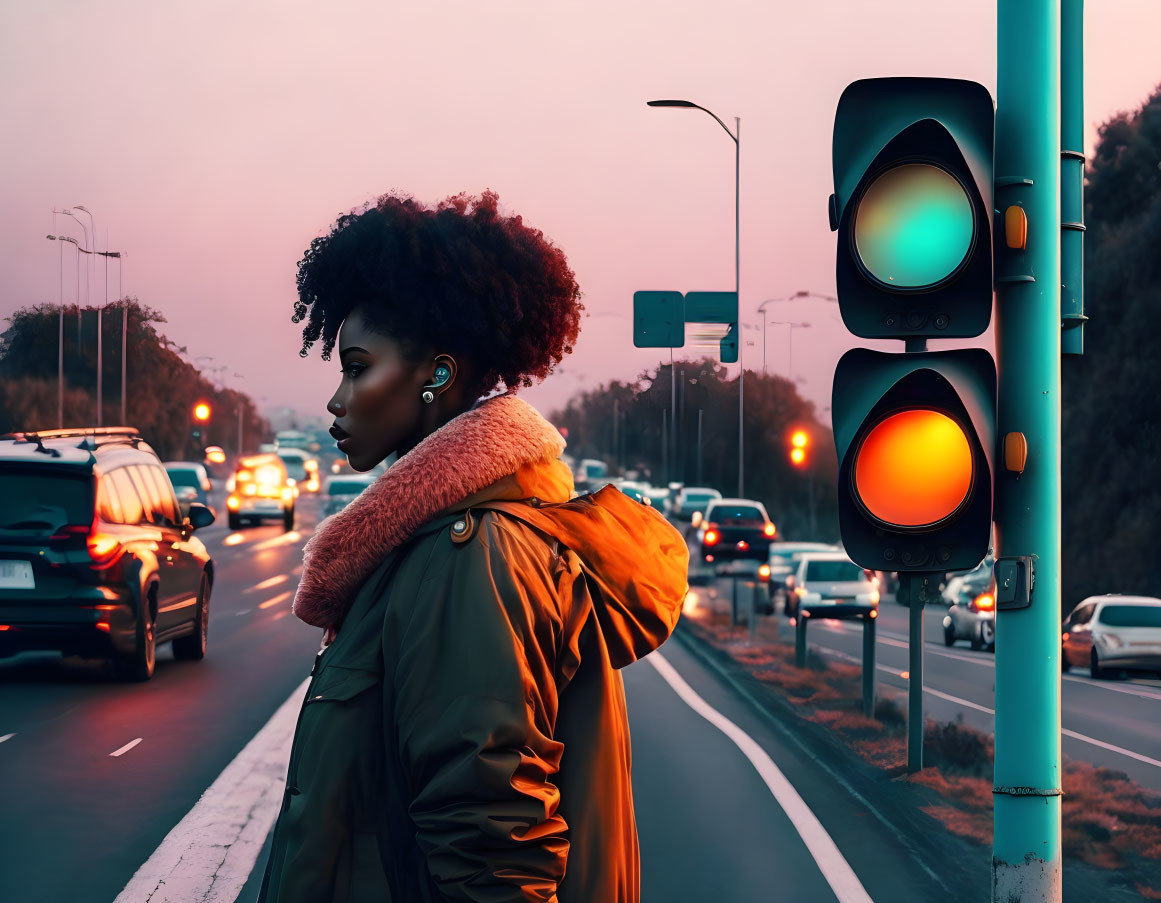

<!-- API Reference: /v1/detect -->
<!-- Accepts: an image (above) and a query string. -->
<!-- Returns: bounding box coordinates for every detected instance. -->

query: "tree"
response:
[1061,81,1161,606]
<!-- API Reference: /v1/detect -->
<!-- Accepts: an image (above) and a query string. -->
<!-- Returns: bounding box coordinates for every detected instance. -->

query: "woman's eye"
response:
[341,363,365,378]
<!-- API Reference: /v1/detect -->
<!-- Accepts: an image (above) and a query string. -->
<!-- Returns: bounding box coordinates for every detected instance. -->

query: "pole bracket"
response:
[993,786,1063,798]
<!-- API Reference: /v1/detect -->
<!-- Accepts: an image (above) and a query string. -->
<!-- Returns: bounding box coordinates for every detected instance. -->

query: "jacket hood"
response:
[293,394,688,658]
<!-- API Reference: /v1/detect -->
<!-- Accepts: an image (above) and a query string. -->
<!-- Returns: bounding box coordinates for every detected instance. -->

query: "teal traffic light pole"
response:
[993,0,1064,898]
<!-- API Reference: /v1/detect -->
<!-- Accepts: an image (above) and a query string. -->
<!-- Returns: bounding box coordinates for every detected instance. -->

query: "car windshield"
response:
[685,492,717,502]
[0,467,92,532]
[1098,604,1161,628]
[805,560,866,583]
[278,455,307,481]
[328,479,371,495]
[709,505,764,523]
[166,469,200,487]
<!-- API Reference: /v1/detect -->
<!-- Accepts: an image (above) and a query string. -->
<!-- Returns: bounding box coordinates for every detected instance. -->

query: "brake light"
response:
[227,495,240,510]
[87,532,121,564]
[236,469,253,482]
[758,564,771,581]
[703,529,720,546]
[764,523,776,537]
[973,592,995,612]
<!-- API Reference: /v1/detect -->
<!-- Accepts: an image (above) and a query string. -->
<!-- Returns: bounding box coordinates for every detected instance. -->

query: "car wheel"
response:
[283,508,295,532]
[115,590,156,682]
[228,512,241,530]
[1090,649,1108,680]
[1061,647,1071,673]
[944,623,956,647]
[980,621,995,652]
[173,572,210,662]
[970,627,983,651]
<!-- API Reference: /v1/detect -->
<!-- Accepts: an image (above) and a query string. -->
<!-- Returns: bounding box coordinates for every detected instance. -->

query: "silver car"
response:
[1063,595,1161,679]
[790,552,880,620]
[323,475,376,517]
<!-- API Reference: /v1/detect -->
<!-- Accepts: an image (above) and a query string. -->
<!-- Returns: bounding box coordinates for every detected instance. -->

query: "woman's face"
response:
[326,308,454,472]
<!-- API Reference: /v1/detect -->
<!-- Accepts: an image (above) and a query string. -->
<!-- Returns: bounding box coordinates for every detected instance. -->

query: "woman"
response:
[257,191,689,902]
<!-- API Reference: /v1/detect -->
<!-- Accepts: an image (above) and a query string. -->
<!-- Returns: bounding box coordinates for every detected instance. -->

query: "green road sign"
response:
[684,291,738,324]
[633,291,684,348]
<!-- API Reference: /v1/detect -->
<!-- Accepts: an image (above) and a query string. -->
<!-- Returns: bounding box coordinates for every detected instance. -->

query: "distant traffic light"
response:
[789,429,809,467]
[829,77,997,574]
[193,402,212,422]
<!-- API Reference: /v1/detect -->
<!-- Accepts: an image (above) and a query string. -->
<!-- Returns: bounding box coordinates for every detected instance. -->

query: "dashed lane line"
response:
[647,650,873,903]
[110,738,143,757]
[113,676,308,903]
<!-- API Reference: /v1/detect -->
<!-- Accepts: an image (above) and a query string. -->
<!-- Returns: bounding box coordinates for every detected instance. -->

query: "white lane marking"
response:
[822,620,1161,699]
[110,738,143,757]
[1061,728,1161,769]
[814,646,1161,768]
[234,609,250,617]
[647,650,873,903]
[246,575,289,593]
[251,532,302,553]
[258,591,293,610]
[0,733,15,744]
[114,677,309,903]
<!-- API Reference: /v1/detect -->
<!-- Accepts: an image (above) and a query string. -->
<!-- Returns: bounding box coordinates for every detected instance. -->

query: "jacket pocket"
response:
[304,665,382,704]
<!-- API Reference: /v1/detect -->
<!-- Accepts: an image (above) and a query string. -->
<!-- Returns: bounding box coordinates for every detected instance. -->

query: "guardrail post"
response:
[795,609,808,668]
[862,612,877,718]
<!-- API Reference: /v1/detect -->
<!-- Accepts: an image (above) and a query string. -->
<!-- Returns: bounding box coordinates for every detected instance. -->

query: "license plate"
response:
[0,560,35,589]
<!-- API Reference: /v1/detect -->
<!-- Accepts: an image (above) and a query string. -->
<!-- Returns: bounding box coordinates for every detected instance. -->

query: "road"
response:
[689,535,1161,793]
[0,490,954,903]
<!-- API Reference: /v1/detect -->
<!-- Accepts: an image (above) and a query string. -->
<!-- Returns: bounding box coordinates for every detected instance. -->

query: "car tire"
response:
[283,508,295,532]
[980,621,995,652]
[228,512,241,530]
[173,572,210,662]
[970,629,983,651]
[1061,648,1071,673]
[1090,649,1108,680]
[944,623,956,647]
[115,589,156,682]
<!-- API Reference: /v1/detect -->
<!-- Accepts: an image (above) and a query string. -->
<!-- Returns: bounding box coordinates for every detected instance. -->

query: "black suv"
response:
[0,428,216,681]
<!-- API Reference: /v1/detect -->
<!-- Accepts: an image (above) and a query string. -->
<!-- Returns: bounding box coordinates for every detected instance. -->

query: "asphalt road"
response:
[1,491,957,903]
[688,534,1161,793]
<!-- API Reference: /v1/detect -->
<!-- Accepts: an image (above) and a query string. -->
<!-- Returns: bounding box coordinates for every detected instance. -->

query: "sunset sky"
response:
[2,0,1158,429]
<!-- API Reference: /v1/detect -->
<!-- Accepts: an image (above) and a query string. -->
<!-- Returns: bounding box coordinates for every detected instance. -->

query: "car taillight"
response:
[227,495,240,510]
[86,532,121,564]
[973,592,995,612]
[758,564,771,581]
[764,523,776,537]
[703,529,719,546]
[51,524,90,540]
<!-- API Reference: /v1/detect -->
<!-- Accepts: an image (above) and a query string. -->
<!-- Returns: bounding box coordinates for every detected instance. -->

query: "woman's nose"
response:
[328,396,345,416]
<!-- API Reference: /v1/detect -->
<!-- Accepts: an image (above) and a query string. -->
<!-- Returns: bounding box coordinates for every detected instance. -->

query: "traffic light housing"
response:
[830,77,994,339]
[833,349,995,572]
[789,429,809,467]
[830,77,997,574]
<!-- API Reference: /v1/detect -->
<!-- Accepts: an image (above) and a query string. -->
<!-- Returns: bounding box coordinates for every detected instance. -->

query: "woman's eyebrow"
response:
[340,345,370,357]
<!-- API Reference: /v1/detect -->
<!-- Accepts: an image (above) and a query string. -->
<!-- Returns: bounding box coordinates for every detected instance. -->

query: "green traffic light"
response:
[854,163,975,289]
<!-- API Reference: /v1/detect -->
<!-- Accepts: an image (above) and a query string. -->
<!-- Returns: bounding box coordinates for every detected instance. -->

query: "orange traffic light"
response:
[790,447,806,465]
[193,402,212,422]
[853,409,973,528]
[791,430,808,449]
[789,428,809,467]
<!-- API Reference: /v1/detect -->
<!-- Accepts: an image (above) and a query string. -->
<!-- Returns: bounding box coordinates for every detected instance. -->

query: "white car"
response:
[1062,595,1161,679]
[789,552,879,620]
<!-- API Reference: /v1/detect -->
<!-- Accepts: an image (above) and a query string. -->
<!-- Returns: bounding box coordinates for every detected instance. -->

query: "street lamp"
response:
[768,321,812,383]
[47,234,97,427]
[56,208,93,344]
[648,98,743,497]
[94,248,121,427]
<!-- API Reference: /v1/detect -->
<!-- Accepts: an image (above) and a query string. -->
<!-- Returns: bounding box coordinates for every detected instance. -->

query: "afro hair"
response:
[293,190,584,398]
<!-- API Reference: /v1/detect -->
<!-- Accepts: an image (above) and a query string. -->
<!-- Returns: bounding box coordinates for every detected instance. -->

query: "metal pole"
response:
[670,348,676,484]
[612,397,619,472]
[748,576,757,642]
[661,408,668,485]
[795,609,807,668]
[993,0,1064,896]
[908,581,925,773]
[736,116,743,499]
[119,257,126,425]
[238,405,244,456]
[97,235,106,427]
[862,612,877,718]
[1060,0,1086,355]
[57,233,64,428]
[679,370,685,482]
[696,408,703,484]
[762,308,767,376]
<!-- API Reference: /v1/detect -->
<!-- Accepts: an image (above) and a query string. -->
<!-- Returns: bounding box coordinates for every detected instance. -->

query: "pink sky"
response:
[2,1,1159,429]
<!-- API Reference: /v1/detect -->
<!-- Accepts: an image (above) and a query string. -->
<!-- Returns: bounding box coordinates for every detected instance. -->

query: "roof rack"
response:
[4,426,142,441]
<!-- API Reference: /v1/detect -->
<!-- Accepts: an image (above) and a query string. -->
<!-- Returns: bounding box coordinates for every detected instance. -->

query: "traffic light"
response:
[789,429,809,467]
[193,402,212,422]
[191,401,212,448]
[830,77,997,574]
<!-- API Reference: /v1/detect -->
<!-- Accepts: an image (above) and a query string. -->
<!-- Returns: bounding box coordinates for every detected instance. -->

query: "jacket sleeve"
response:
[391,515,569,902]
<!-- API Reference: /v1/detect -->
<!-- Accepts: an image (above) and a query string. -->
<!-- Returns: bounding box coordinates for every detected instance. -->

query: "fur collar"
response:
[292,393,568,630]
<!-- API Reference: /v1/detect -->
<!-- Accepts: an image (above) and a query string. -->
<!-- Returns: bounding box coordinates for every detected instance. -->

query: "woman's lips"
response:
[336,436,354,452]
[329,424,353,452]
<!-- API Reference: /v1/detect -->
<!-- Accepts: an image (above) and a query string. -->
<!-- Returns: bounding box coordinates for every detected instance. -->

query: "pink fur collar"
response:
[292,393,566,630]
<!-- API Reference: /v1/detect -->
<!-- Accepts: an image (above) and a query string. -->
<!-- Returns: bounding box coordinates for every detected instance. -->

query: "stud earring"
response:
[422,390,435,404]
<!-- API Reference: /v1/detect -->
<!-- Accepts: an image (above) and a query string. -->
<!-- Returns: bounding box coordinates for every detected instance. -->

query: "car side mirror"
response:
[187,502,216,530]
